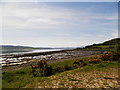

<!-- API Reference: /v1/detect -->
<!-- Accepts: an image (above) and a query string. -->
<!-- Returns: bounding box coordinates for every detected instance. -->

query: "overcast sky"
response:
[1,2,118,47]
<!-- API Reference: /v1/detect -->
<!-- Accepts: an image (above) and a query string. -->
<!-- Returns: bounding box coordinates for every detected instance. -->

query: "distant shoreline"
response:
[1,48,74,58]
[1,48,66,56]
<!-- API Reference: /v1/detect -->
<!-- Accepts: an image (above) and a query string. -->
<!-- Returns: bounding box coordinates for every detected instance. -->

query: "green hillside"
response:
[102,38,120,45]
[83,38,120,52]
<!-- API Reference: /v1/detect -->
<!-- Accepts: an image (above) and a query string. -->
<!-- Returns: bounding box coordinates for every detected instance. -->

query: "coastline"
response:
[2,49,102,71]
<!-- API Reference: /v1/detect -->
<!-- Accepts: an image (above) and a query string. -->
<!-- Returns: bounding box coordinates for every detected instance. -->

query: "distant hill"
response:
[0,45,54,54]
[102,38,120,45]
[0,45,54,50]
[0,45,75,50]
[74,38,120,51]
[0,45,34,50]
[85,38,120,48]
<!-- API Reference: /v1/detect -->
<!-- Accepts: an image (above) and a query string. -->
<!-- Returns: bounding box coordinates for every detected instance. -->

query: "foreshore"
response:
[2,49,102,71]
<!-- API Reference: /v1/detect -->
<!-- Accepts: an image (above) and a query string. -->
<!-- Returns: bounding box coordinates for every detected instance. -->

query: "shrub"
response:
[30,60,53,77]
[64,64,72,70]
[98,52,113,61]
[89,59,101,64]
[54,66,64,73]
[73,60,81,68]
[87,56,102,64]
[44,65,53,76]
[113,54,120,61]
[73,59,89,68]
[30,64,38,77]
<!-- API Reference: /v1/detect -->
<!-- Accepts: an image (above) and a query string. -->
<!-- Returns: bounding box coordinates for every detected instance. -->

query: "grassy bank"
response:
[2,54,119,88]
[36,61,119,88]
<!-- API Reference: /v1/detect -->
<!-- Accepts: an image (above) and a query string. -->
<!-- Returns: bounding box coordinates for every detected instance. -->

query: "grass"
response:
[73,61,119,72]
[2,68,33,88]
[2,59,119,88]
[83,45,117,52]
[2,58,76,88]
[93,45,115,49]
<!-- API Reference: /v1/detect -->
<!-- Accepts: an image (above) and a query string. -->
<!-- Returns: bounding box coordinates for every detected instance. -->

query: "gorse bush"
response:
[30,60,53,77]
[87,52,114,63]
[87,56,102,64]
[73,59,89,68]
[98,52,113,61]
[73,52,114,65]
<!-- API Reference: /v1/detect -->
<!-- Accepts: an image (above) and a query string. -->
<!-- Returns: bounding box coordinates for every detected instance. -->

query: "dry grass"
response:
[36,67,119,88]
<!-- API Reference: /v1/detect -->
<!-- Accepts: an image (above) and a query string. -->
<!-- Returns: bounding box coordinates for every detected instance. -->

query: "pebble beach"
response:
[1,49,101,71]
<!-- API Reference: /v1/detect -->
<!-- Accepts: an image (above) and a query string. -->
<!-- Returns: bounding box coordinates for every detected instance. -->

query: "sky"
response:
[1,2,118,47]
[1,0,120,2]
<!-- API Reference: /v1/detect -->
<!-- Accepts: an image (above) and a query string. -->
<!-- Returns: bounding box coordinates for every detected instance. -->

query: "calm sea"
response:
[0,48,66,55]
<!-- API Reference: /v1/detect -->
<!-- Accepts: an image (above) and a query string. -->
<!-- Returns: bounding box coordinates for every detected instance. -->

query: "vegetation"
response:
[2,60,119,88]
[85,38,120,47]
[76,38,120,63]
[29,51,117,77]
[2,51,119,88]
[35,61,119,88]
[77,38,120,52]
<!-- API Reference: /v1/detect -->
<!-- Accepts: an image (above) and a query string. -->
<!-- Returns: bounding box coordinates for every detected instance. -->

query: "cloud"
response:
[2,3,75,30]
[2,2,117,31]
[1,2,118,47]
[54,33,71,37]
[111,32,118,37]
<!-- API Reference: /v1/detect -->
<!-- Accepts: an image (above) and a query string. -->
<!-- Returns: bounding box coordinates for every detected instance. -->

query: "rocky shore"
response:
[1,49,101,71]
